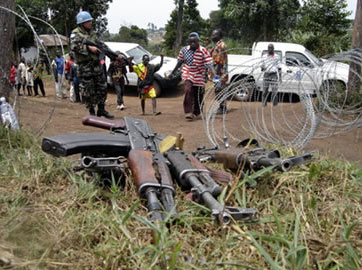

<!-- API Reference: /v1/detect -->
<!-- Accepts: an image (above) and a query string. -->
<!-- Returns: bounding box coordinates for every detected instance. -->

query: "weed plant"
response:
[0,127,361,269]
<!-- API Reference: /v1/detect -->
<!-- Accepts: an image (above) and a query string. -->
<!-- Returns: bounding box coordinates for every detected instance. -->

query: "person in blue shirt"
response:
[53,51,66,99]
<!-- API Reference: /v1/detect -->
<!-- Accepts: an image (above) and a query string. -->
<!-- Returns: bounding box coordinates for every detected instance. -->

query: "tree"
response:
[14,0,111,49]
[219,0,300,44]
[47,0,111,38]
[0,0,15,100]
[15,0,48,49]
[347,0,362,97]
[295,0,352,56]
[109,25,148,47]
[175,0,184,54]
[164,0,206,55]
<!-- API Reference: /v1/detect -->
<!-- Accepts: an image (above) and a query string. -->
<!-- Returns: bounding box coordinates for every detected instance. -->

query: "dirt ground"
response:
[12,78,362,165]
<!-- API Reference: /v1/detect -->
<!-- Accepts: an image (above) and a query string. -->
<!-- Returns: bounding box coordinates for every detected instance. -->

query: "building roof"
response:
[38,34,69,47]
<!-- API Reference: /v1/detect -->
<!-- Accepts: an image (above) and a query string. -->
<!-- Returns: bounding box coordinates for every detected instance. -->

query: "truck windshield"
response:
[304,49,322,66]
[126,46,153,64]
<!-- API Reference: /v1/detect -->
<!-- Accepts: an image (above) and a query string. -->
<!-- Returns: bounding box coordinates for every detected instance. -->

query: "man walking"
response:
[261,43,282,107]
[53,51,66,99]
[108,51,129,110]
[70,11,122,118]
[209,29,228,114]
[171,32,214,121]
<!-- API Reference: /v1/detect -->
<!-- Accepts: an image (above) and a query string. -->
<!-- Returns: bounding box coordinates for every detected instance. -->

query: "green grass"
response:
[0,126,361,269]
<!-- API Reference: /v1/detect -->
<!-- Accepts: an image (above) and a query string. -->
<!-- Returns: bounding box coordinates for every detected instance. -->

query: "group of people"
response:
[10,58,46,97]
[51,51,81,103]
[69,10,281,121]
[69,10,230,120]
[70,11,165,119]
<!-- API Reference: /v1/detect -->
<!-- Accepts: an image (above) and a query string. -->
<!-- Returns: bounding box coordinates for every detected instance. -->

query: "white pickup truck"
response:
[227,42,349,101]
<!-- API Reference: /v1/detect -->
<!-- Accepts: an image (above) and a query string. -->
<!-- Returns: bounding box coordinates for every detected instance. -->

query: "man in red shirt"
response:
[171,32,214,121]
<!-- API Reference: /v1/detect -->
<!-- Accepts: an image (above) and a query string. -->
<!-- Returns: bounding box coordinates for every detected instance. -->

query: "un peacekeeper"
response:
[70,11,122,118]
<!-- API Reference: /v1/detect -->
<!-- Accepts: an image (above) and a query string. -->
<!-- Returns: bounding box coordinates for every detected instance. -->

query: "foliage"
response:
[14,0,111,49]
[0,126,361,269]
[108,25,148,47]
[292,0,352,56]
[15,0,49,49]
[216,0,300,44]
[46,0,111,37]
[163,0,206,55]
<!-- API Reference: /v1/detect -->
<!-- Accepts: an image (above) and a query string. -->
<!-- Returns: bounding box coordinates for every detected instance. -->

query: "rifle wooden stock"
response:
[128,150,177,221]
[82,116,126,131]
[188,155,233,183]
[212,149,245,170]
[154,158,174,189]
[128,150,160,196]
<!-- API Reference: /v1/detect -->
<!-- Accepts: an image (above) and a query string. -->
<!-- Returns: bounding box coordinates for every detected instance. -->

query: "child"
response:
[129,54,163,115]
[33,63,46,96]
[25,61,34,96]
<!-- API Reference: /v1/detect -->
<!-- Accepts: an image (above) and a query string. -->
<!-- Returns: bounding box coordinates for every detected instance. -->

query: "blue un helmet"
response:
[76,11,93,25]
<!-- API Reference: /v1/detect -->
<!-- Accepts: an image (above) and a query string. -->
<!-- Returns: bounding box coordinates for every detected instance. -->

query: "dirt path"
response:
[13,78,362,164]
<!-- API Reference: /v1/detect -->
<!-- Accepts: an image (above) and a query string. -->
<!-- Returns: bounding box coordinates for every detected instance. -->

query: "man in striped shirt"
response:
[171,32,214,121]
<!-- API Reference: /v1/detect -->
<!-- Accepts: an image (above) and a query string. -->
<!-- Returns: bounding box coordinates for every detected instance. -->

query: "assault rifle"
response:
[41,116,258,225]
[165,150,258,224]
[43,116,176,222]
[193,138,312,173]
[82,38,130,64]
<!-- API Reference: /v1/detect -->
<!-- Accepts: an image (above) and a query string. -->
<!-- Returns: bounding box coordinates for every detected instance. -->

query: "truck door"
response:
[284,51,317,95]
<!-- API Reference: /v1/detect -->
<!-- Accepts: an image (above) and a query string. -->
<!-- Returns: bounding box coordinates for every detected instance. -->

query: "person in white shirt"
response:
[261,44,282,107]
[18,58,27,96]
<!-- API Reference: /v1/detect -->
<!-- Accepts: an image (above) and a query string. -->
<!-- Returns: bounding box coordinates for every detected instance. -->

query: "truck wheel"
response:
[319,80,347,108]
[153,81,162,97]
[231,76,255,101]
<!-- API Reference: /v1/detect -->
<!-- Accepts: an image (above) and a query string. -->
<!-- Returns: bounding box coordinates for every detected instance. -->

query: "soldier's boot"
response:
[89,105,96,116]
[97,104,114,119]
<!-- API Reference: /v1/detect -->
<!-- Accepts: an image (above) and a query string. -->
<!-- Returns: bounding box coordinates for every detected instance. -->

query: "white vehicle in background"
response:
[227,42,349,101]
[104,42,181,96]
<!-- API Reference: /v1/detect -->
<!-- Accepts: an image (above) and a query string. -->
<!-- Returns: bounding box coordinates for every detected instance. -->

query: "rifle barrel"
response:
[145,187,164,222]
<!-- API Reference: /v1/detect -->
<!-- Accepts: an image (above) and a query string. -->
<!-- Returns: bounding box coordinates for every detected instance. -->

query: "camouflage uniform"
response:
[70,26,107,108]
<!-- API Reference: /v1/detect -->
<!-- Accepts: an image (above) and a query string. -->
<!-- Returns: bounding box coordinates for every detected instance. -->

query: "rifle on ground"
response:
[165,150,258,224]
[42,116,259,225]
[194,138,313,173]
[123,117,177,222]
[43,116,177,222]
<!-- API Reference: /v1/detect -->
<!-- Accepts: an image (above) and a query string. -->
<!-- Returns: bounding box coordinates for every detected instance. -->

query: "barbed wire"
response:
[0,5,65,136]
[203,48,362,149]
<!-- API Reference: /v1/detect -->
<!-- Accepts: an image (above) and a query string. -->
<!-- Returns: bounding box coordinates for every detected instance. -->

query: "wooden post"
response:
[0,0,15,100]
[347,0,362,100]
[174,0,184,56]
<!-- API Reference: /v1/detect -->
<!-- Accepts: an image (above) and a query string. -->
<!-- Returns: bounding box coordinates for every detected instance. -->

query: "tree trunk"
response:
[347,0,362,98]
[0,0,15,100]
[175,0,184,55]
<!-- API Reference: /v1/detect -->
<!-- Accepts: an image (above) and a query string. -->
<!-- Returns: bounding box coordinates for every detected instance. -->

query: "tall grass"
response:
[0,126,361,269]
